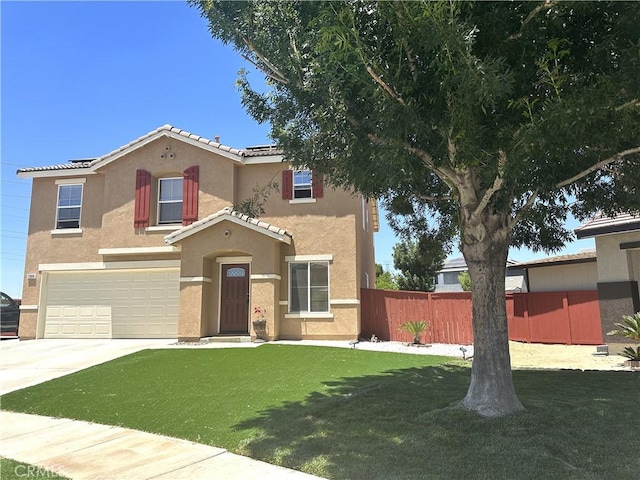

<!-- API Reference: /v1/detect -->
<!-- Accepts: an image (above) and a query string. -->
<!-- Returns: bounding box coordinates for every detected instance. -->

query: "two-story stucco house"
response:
[17,125,378,342]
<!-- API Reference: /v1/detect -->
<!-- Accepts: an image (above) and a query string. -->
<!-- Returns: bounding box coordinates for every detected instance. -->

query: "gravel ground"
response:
[273,340,634,371]
[165,338,635,371]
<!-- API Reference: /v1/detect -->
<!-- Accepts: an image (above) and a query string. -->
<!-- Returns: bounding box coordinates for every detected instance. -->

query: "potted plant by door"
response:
[607,312,640,368]
[252,306,268,341]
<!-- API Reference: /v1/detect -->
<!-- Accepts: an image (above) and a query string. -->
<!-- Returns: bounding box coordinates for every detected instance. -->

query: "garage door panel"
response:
[44,269,179,339]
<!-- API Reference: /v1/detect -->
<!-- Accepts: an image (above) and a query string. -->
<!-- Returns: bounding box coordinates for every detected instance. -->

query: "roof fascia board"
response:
[520,258,597,269]
[166,214,291,245]
[242,155,285,165]
[17,169,96,179]
[575,223,640,239]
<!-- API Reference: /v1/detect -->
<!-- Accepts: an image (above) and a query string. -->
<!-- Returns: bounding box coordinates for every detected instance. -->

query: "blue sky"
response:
[0,1,594,299]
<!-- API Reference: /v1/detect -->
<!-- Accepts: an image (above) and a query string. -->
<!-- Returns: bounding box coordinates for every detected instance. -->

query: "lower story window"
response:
[289,261,329,313]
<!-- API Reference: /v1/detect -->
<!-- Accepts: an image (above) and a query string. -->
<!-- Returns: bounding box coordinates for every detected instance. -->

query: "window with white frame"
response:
[56,184,83,229]
[158,177,183,224]
[289,261,329,313]
[293,170,312,199]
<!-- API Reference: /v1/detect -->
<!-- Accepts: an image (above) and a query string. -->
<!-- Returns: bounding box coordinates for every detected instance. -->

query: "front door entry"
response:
[220,263,250,334]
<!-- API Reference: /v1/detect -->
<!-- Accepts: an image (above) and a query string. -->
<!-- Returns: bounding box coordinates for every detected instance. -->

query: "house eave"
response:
[165,214,292,246]
[575,222,640,239]
[17,168,96,179]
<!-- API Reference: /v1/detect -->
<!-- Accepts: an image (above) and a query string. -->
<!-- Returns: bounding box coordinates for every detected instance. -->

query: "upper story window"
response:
[281,169,323,201]
[158,177,183,224]
[134,166,198,228]
[56,184,83,229]
[293,170,312,199]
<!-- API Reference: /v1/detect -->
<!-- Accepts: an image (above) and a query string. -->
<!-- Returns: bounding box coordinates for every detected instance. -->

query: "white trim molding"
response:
[145,225,182,233]
[19,305,38,311]
[51,228,83,235]
[285,254,333,262]
[285,313,334,319]
[99,246,180,256]
[279,300,289,305]
[329,299,360,305]
[55,177,87,185]
[250,274,281,280]
[39,260,180,272]
[180,276,213,283]
[216,256,252,263]
[289,198,316,204]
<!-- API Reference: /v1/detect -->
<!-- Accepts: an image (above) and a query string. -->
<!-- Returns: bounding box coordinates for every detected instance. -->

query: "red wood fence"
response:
[360,289,603,345]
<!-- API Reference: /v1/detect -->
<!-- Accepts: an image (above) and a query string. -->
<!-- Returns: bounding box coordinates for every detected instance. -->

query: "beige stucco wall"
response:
[99,138,234,249]
[19,135,376,341]
[527,262,598,292]
[596,232,640,282]
[594,231,640,342]
[20,174,105,315]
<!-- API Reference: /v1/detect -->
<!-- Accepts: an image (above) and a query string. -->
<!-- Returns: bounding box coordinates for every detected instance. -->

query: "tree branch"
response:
[471,150,507,221]
[508,190,539,229]
[555,146,640,188]
[366,66,406,106]
[417,194,453,203]
[507,1,557,41]
[346,115,456,185]
[242,36,290,85]
[615,99,640,112]
[403,40,419,83]
[241,54,290,85]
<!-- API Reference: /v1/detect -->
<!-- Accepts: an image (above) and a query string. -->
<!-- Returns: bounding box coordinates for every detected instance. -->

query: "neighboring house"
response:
[575,213,640,342]
[17,125,378,342]
[434,257,526,293]
[515,250,598,293]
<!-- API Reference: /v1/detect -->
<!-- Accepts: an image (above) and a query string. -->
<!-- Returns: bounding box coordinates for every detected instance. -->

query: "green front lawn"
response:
[0,457,70,480]
[1,345,638,479]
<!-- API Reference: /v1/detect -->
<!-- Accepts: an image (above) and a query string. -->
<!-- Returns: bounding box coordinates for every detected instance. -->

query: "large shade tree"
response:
[190,0,640,416]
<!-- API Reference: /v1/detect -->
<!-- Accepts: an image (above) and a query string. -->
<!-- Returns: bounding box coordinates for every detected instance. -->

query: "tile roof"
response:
[515,250,597,268]
[16,125,282,175]
[17,160,94,173]
[575,213,640,239]
[165,207,292,245]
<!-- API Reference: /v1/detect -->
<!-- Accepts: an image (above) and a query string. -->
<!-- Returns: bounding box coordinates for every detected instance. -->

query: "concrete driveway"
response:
[0,338,174,395]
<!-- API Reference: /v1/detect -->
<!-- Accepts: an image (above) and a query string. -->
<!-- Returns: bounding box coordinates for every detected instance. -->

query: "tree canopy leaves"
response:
[191,0,640,252]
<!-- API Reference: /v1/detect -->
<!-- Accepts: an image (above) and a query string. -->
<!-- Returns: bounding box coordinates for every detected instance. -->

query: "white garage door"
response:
[43,269,179,339]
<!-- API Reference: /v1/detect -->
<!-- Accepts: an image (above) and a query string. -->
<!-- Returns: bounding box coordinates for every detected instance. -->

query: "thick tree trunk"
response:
[458,232,525,417]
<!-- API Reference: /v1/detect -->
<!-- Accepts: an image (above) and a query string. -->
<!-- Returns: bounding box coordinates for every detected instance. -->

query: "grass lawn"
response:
[1,457,70,480]
[1,344,638,479]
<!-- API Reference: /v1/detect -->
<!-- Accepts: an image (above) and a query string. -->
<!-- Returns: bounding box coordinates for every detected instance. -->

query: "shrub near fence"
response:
[360,289,603,345]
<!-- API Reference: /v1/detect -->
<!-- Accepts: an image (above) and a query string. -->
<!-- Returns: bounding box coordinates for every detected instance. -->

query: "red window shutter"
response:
[182,166,199,225]
[282,170,293,200]
[134,169,151,228]
[312,172,323,198]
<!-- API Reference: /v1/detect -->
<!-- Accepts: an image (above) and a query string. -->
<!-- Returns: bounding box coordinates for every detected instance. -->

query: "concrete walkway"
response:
[1,411,320,479]
[0,339,321,479]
